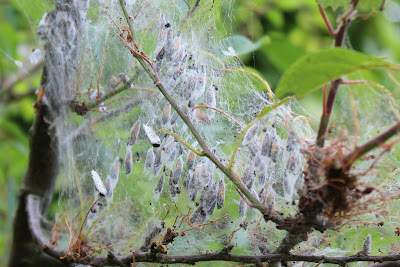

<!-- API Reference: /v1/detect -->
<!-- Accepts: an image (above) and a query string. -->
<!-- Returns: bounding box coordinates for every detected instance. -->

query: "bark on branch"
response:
[25,194,400,266]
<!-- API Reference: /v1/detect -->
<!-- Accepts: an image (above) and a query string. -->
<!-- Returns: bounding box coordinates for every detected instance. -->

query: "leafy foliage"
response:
[3,0,400,266]
[317,0,384,13]
[275,48,398,98]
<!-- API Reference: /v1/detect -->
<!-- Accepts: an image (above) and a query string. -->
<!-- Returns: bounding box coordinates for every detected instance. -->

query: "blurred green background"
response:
[1,0,400,265]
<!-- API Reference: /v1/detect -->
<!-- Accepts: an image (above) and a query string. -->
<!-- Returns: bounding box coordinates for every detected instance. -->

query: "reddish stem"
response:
[345,121,400,167]
[318,5,336,36]
[342,80,366,85]
[322,83,327,116]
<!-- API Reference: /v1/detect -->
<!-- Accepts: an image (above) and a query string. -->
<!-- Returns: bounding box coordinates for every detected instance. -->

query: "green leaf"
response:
[225,35,269,56]
[275,48,398,99]
[261,32,305,72]
[317,0,383,13]
[317,0,348,11]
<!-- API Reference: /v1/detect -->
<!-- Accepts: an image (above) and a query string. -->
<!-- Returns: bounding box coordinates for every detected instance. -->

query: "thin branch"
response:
[155,129,205,156]
[27,194,65,259]
[63,98,143,145]
[318,5,336,36]
[344,121,400,167]
[182,0,201,27]
[117,2,268,214]
[1,59,44,92]
[182,0,190,8]
[133,0,153,19]
[342,80,366,84]
[367,261,400,267]
[26,193,397,266]
[112,59,135,89]
[179,0,216,31]
[386,69,400,87]
[86,83,156,110]
[86,252,400,266]
[316,77,343,148]
[315,0,359,147]
[180,214,229,236]
[118,0,137,43]
[1,88,36,103]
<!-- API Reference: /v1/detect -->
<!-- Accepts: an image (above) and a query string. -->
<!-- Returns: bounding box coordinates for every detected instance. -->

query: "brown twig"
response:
[182,0,201,27]
[344,121,400,167]
[2,59,44,92]
[316,0,359,147]
[180,214,228,236]
[133,0,153,19]
[318,5,335,36]
[25,194,400,266]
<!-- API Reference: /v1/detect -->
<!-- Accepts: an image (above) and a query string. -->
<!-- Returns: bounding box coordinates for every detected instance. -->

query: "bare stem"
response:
[316,78,342,147]
[182,0,201,26]
[25,195,400,267]
[315,0,359,147]
[318,4,335,36]
[87,82,156,110]
[345,121,400,167]
[119,0,137,42]
[1,60,44,93]
[155,129,204,156]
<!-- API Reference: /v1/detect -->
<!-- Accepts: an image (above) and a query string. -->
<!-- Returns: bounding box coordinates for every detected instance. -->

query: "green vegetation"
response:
[2,0,400,266]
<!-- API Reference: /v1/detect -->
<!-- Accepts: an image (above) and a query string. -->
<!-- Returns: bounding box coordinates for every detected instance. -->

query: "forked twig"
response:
[180,214,229,236]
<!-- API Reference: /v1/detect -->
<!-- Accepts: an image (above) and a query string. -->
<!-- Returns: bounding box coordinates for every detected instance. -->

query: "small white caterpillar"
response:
[154,173,165,194]
[362,234,372,255]
[170,111,179,125]
[110,157,120,180]
[155,15,170,54]
[242,160,255,190]
[169,175,180,197]
[186,150,196,170]
[162,103,171,125]
[128,119,141,146]
[30,48,42,65]
[206,85,216,119]
[202,182,218,215]
[190,206,207,225]
[286,132,298,152]
[152,147,163,177]
[89,90,104,102]
[239,198,247,218]
[243,122,259,146]
[125,149,133,175]
[91,170,107,196]
[217,179,225,209]
[144,147,154,175]
[143,124,161,147]
[193,163,210,189]
[172,156,183,184]
[192,65,206,100]
[118,72,129,84]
